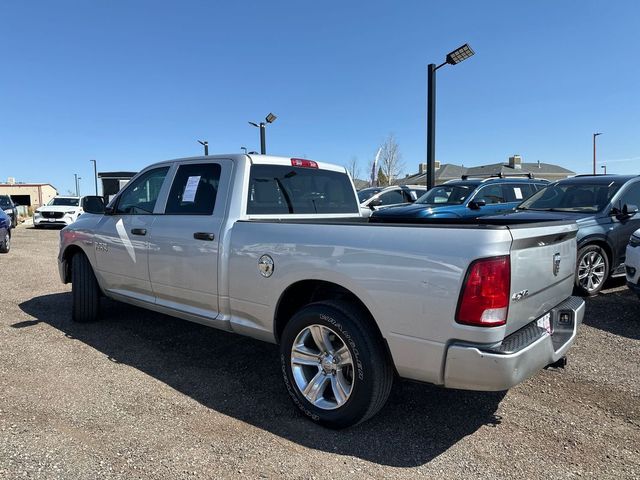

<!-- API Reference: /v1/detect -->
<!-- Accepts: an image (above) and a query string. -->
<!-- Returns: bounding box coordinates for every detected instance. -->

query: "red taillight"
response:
[456,255,510,327]
[291,158,318,168]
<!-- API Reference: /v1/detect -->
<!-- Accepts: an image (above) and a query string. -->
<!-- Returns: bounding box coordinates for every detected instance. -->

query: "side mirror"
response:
[623,203,639,217]
[468,199,486,210]
[369,198,383,209]
[81,196,106,214]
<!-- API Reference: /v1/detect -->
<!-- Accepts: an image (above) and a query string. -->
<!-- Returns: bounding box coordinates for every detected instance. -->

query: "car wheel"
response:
[280,300,393,429]
[0,230,10,253]
[575,245,609,296]
[71,252,101,322]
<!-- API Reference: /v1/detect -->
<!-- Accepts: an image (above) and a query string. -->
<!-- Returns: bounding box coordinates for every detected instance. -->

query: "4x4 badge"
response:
[553,253,561,276]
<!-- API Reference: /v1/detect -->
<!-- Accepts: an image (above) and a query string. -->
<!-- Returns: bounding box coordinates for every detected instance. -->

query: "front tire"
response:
[575,245,609,296]
[0,230,10,253]
[280,300,393,429]
[71,252,101,322]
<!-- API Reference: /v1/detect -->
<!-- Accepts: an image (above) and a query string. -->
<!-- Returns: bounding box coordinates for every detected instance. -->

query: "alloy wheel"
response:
[578,250,606,293]
[290,324,354,410]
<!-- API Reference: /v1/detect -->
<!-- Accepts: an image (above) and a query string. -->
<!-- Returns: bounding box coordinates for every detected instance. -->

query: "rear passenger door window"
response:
[165,163,221,215]
[504,183,535,202]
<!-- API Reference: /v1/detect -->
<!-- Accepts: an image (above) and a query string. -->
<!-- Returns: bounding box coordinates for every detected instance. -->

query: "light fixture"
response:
[445,44,475,66]
[265,112,277,124]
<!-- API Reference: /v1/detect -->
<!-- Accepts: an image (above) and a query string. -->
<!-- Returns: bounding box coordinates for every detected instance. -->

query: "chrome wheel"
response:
[578,250,606,293]
[290,324,354,410]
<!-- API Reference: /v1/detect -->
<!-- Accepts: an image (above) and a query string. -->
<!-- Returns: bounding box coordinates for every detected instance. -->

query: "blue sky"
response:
[1,1,639,194]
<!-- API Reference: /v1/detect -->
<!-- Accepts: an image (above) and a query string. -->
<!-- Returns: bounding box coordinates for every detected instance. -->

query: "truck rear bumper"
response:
[443,296,585,391]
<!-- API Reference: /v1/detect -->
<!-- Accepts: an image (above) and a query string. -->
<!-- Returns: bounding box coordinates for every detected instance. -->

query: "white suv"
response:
[358,184,427,218]
[34,196,87,228]
[626,228,640,298]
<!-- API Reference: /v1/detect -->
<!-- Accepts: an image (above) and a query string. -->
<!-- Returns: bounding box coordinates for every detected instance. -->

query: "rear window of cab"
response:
[247,165,358,214]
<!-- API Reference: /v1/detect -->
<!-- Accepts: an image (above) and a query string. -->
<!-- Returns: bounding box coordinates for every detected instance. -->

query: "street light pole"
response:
[592,133,602,175]
[259,123,266,154]
[426,63,437,189]
[74,174,82,196]
[426,44,475,190]
[89,159,98,195]
[601,164,607,175]
[249,113,277,155]
[198,140,209,156]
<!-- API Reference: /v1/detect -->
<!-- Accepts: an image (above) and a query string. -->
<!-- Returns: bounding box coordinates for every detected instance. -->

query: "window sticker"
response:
[514,187,523,200]
[182,176,201,202]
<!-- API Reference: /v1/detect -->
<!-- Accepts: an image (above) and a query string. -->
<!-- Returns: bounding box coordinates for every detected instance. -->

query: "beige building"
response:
[0,180,58,208]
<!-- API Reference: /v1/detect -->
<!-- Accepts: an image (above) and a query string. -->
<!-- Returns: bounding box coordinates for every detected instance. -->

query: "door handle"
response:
[131,228,147,236]
[193,232,215,241]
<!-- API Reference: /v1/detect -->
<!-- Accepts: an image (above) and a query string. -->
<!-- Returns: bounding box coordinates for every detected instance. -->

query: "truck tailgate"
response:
[505,221,578,335]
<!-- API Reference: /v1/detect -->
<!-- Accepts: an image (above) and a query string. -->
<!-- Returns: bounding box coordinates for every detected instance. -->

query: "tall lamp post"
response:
[74,174,82,196]
[198,140,209,156]
[89,159,98,195]
[592,132,602,175]
[601,164,607,175]
[249,112,277,154]
[426,44,475,189]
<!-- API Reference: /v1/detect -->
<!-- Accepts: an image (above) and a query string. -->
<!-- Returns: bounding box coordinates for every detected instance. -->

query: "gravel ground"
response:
[1,226,639,479]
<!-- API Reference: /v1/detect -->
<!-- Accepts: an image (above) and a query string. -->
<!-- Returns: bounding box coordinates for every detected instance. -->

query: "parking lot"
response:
[1,225,639,479]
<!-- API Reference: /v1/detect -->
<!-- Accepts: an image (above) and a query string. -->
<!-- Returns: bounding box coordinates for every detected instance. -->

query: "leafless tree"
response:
[345,156,360,181]
[379,133,404,185]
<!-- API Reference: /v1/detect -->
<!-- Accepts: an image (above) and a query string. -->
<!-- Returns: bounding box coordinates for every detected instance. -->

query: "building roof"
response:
[98,171,137,178]
[395,163,466,185]
[0,183,57,188]
[464,162,574,178]
[396,161,575,186]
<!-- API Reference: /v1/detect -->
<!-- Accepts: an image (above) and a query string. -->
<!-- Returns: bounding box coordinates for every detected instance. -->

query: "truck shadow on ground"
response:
[583,280,639,341]
[18,293,505,468]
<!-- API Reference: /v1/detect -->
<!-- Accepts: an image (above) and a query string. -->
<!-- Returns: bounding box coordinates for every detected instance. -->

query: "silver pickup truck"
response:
[58,154,585,428]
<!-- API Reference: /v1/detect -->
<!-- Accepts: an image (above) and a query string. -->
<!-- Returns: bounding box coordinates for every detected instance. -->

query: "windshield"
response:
[518,182,621,213]
[416,185,474,205]
[48,197,80,207]
[0,196,11,208]
[357,188,382,203]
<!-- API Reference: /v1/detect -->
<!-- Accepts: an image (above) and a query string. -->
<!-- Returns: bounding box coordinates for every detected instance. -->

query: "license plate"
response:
[48,218,56,222]
[536,312,552,334]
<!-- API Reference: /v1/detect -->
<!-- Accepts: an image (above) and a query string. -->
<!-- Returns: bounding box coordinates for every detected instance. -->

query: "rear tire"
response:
[280,300,393,429]
[71,252,100,322]
[0,230,10,253]
[575,245,609,296]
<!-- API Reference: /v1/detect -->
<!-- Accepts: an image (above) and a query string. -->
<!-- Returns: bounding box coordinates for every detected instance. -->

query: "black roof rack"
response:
[461,172,535,180]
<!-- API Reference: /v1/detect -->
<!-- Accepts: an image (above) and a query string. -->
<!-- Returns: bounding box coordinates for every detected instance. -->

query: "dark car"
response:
[0,195,18,228]
[370,175,548,221]
[0,208,11,253]
[487,174,640,295]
